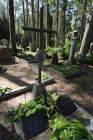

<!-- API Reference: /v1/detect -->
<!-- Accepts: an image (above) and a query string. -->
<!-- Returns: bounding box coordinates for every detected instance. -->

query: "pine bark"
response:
[46,2,49,47]
[36,0,39,43]
[9,0,17,54]
[79,2,93,62]
[31,0,35,42]
[22,0,26,41]
[79,0,87,41]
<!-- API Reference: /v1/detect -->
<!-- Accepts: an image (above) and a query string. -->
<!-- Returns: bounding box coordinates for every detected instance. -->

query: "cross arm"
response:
[21,26,57,34]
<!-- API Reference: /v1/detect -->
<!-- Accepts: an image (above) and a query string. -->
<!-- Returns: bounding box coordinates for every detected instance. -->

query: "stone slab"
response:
[56,96,77,116]
[0,48,12,60]
[20,111,48,140]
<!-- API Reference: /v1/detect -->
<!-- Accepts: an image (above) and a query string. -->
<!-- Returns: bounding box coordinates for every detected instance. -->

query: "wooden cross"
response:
[22,6,57,84]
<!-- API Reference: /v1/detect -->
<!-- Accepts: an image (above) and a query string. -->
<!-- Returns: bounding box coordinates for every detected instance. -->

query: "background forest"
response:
[0,0,93,62]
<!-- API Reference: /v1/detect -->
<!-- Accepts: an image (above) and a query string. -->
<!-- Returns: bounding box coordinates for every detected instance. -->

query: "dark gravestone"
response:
[56,96,77,116]
[20,111,48,140]
[51,52,58,64]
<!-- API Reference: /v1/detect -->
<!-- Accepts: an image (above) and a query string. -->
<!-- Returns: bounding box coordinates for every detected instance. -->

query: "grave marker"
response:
[68,30,78,64]
[56,96,77,116]
[22,6,57,98]
[20,111,48,140]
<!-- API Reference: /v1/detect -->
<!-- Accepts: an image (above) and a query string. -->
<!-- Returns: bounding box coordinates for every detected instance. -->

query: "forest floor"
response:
[0,60,93,140]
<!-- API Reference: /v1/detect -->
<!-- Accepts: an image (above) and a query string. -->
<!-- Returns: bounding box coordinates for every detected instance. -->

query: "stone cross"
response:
[22,6,57,84]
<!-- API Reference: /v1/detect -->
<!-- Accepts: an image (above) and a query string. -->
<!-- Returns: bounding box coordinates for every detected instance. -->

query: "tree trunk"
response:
[22,0,26,41]
[31,0,35,42]
[36,0,39,43]
[60,11,65,46]
[7,1,9,20]
[9,0,17,54]
[79,0,87,41]
[79,2,93,62]
[46,2,49,48]
[26,0,29,43]
[55,0,59,44]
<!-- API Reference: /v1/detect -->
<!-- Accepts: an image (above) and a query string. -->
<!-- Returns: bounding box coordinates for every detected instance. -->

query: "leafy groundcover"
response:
[0,87,11,96]
[48,63,86,78]
[5,93,92,140]
[0,65,2,70]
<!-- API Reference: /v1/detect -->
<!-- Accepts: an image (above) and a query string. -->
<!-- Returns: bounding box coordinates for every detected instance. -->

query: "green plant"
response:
[0,65,2,70]
[5,93,92,140]
[0,87,11,96]
[36,73,48,81]
[17,52,26,58]
[61,40,71,60]
[50,115,92,140]
[48,63,83,75]
[86,56,93,61]
[4,93,59,123]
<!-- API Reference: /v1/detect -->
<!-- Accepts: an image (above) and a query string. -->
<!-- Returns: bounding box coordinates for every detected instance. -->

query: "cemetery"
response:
[0,0,93,140]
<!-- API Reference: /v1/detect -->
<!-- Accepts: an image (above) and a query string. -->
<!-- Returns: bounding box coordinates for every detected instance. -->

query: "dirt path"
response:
[0,61,37,89]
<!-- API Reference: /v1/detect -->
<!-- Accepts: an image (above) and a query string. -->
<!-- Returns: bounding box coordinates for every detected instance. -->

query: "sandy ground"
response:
[0,61,37,89]
[0,60,93,140]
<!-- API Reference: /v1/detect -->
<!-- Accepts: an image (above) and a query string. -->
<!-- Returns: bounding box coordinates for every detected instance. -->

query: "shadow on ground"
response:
[0,124,16,140]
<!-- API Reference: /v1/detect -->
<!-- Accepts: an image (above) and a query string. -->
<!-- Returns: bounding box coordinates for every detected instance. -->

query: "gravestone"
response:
[0,48,12,61]
[2,39,8,47]
[68,30,78,64]
[56,96,77,116]
[21,111,48,140]
[89,42,93,56]
[30,42,39,52]
[51,52,58,64]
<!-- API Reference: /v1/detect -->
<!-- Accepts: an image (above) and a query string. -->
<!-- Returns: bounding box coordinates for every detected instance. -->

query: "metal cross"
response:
[22,6,57,84]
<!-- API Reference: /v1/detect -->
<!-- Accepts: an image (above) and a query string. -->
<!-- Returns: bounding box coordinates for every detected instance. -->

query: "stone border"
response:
[42,65,86,79]
[0,57,55,102]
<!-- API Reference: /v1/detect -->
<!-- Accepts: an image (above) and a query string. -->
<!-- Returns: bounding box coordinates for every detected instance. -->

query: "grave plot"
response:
[4,93,93,140]
[47,62,86,79]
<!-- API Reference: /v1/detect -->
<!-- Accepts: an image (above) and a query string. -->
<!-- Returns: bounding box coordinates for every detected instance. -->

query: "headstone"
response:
[56,96,77,116]
[51,52,58,64]
[20,111,48,140]
[2,39,8,47]
[30,42,39,52]
[0,48,12,61]
[89,42,93,56]
[68,30,78,64]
